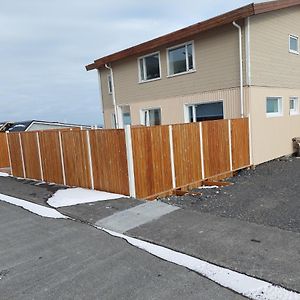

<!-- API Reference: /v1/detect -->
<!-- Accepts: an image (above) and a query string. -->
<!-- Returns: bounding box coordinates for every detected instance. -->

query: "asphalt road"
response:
[0,200,245,300]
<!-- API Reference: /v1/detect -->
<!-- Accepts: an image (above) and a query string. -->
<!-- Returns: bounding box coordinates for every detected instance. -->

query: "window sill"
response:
[167,69,196,78]
[138,77,161,84]
[289,50,299,55]
[290,111,300,116]
[266,113,283,118]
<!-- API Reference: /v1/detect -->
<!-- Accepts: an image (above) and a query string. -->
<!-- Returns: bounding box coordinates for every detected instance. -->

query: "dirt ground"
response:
[162,156,300,233]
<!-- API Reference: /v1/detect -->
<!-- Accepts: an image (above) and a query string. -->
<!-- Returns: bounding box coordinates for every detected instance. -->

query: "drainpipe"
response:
[105,64,119,128]
[233,21,244,118]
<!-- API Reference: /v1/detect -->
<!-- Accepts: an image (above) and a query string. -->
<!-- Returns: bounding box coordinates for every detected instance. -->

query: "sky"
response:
[0,0,253,126]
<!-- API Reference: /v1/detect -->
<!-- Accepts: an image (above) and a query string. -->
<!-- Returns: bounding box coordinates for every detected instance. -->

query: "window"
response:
[289,35,299,54]
[111,113,116,128]
[118,105,132,128]
[266,97,283,117]
[290,97,299,115]
[138,52,161,82]
[107,75,112,94]
[186,102,224,122]
[168,42,195,76]
[141,108,161,126]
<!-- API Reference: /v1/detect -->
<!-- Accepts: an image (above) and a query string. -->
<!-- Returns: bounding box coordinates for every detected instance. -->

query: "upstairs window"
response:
[138,52,161,82]
[266,97,283,117]
[290,97,299,115]
[107,75,113,94]
[289,35,299,54]
[168,41,195,76]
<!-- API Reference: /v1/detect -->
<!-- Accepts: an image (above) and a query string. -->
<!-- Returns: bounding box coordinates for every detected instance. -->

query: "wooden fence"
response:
[0,118,251,199]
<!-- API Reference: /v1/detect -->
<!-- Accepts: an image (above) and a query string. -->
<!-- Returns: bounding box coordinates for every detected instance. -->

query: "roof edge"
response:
[86,3,255,71]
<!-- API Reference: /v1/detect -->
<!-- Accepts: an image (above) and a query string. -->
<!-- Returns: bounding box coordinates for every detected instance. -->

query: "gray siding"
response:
[100,24,242,111]
[250,6,300,88]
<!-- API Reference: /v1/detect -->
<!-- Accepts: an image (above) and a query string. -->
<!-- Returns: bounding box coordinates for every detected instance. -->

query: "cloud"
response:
[0,0,251,125]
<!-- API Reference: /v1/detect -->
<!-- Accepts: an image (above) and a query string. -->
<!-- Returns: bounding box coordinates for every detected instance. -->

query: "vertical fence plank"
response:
[90,129,129,195]
[20,132,42,180]
[172,122,202,187]
[228,120,233,172]
[36,132,44,181]
[0,133,10,169]
[7,133,24,177]
[86,130,95,190]
[231,118,250,170]
[38,130,65,185]
[19,133,26,179]
[61,130,92,188]
[202,120,231,178]
[199,122,205,179]
[131,126,172,198]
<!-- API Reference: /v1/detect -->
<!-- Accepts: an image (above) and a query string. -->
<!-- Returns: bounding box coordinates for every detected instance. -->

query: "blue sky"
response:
[0,0,252,125]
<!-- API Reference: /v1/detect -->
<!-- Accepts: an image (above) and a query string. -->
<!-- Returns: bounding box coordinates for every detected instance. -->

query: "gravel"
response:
[161,156,300,233]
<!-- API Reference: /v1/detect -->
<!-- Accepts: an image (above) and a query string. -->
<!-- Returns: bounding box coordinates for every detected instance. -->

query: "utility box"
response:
[292,137,300,156]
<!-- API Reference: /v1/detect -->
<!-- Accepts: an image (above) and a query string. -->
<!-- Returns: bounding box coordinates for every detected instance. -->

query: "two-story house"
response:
[86,0,300,165]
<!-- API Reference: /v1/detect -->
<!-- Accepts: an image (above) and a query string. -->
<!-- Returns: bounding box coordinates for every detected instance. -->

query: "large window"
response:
[289,35,299,54]
[138,52,161,82]
[290,97,299,115]
[168,42,195,76]
[186,102,224,122]
[141,108,161,126]
[266,97,283,117]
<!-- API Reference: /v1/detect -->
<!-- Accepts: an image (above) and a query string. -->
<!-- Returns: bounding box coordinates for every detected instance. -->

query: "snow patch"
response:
[0,193,68,219]
[47,187,128,208]
[198,185,219,189]
[0,172,9,177]
[101,228,300,300]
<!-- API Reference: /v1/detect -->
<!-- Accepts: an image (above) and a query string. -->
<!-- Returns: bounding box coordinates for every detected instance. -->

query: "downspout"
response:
[105,64,119,128]
[233,21,244,118]
[96,69,104,127]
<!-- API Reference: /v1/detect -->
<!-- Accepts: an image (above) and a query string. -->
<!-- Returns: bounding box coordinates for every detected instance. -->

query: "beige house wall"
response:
[250,6,300,88]
[249,86,300,165]
[100,23,243,113]
[104,87,249,128]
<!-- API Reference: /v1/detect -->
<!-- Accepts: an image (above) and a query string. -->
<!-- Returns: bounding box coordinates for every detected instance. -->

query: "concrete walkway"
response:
[95,201,179,233]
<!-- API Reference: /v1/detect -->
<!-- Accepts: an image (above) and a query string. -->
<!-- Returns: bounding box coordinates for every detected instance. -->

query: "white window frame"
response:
[289,96,299,115]
[107,74,112,94]
[266,97,283,118]
[289,34,299,55]
[117,105,132,128]
[138,51,161,83]
[140,107,162,126]
[184,100,224,123]
[111,112,116,128]
[167,41,196,77]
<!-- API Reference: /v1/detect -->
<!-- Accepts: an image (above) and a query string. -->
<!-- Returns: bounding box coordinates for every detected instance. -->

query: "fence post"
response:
[58,131,66,185]
[18,133,26,178]
[199,122,205,180]
[168,125,176,189]
[5,132,12,175]
[36,132,44,181]
[228,119,233,172]
[124,125,136,198]
[248,115,253,166]
[86,130,95,190]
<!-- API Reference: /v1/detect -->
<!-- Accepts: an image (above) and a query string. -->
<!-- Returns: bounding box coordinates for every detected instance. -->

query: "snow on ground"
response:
[198,185,219,189]
[47,187,127,208]
[0,172,9,177]
[0,193,68,219]
[102,228,300,300]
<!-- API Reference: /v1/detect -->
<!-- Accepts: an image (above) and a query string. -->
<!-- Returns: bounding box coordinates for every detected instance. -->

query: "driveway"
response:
[0,201,244,300]
[0,158,299,299]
